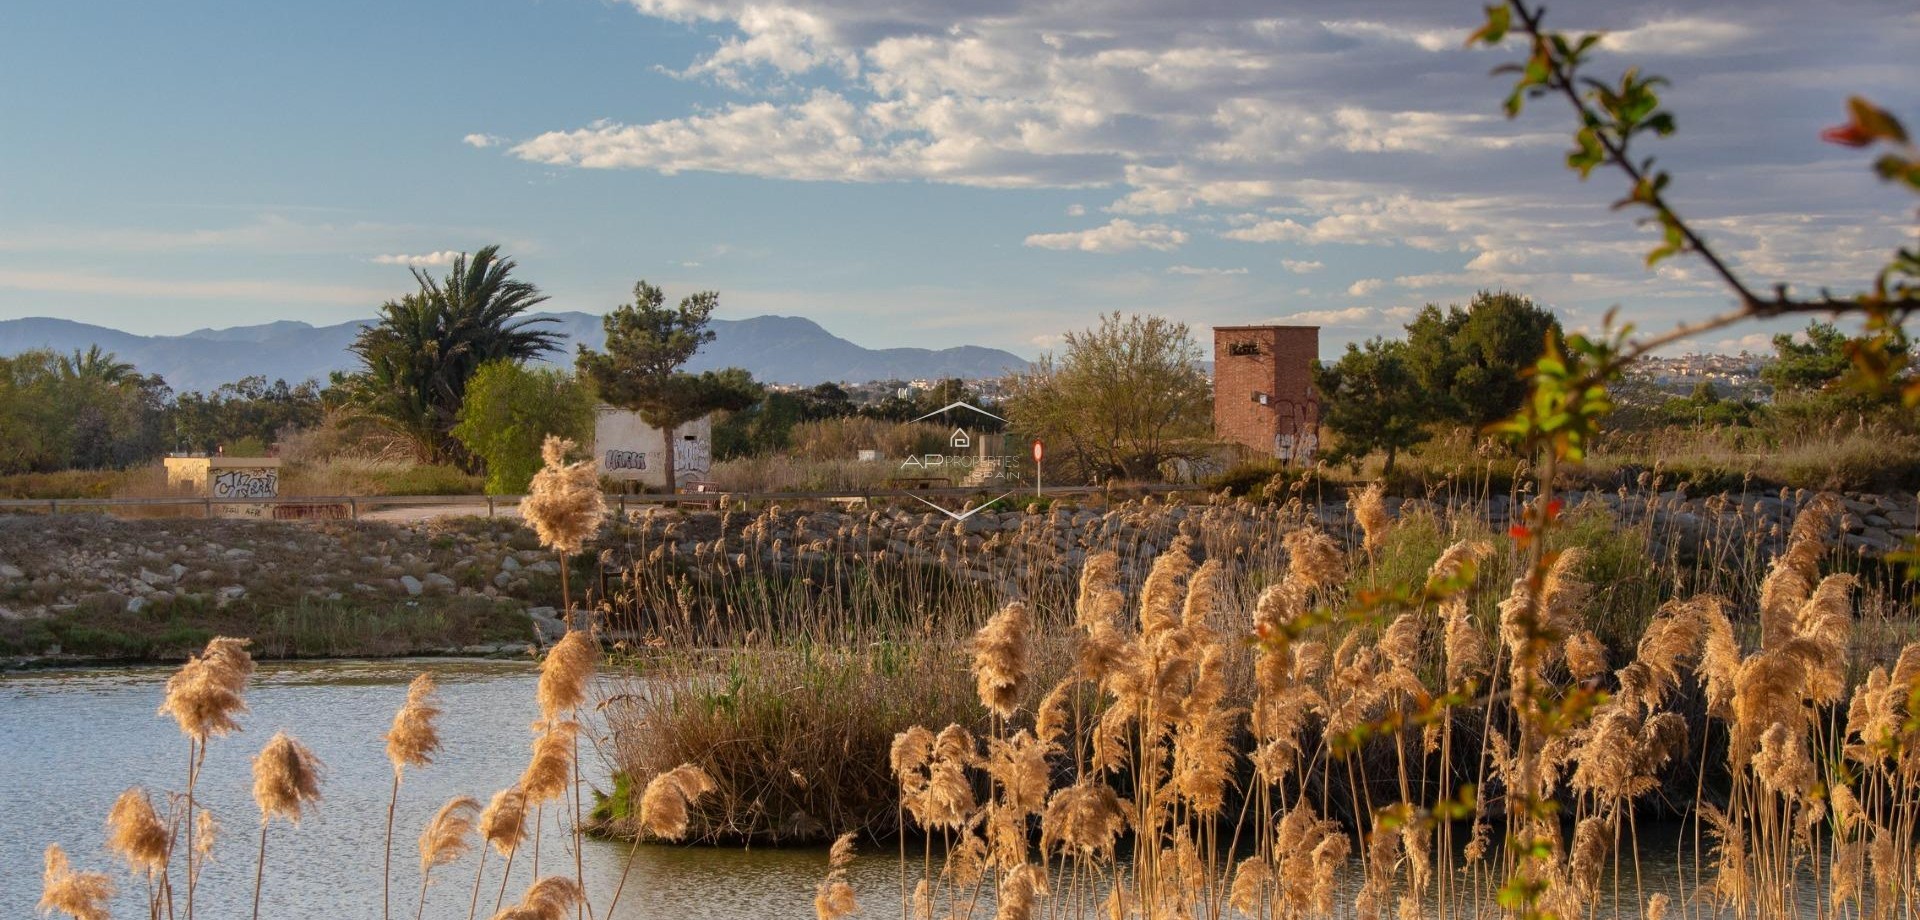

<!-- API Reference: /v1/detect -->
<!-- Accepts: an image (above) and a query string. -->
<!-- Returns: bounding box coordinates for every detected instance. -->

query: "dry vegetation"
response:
[834,495,1920,919]
[31,439,1920,920]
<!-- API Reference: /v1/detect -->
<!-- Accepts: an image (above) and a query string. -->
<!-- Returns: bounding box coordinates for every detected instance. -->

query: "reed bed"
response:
[818,490,1920,920]
[33,432,1920,920]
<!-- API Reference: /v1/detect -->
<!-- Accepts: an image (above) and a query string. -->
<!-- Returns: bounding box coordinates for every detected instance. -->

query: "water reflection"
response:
[0,660,890,920]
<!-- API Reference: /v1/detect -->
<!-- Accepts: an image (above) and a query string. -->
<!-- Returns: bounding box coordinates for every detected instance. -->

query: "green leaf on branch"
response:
[1467,4,1511,46]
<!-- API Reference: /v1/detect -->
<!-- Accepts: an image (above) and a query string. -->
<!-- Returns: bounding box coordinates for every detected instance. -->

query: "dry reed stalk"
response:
[383,673,443,920]
[532,630,596,920]
[1353,482,1391,557]
[813,832,859,920]
[520,436,607,627]
[40,844,114,920]
[250,730,322,920]
[472,786,530,920]
[159,636,251,920]
[416,796,481,920]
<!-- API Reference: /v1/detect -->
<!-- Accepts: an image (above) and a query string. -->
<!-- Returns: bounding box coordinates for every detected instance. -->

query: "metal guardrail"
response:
[0,484,1188,519]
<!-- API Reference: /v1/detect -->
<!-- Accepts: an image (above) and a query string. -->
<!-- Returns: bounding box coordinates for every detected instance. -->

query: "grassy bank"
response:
[0,594,533,661]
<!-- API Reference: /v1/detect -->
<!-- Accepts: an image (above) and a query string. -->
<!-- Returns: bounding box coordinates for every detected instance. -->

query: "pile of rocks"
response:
[0,514,563,626]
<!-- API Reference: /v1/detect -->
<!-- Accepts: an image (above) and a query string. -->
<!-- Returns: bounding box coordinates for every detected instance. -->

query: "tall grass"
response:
[848,494,1920,919]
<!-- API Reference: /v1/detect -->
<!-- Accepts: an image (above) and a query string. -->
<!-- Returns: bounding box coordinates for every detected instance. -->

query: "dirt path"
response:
[355,500,522,523]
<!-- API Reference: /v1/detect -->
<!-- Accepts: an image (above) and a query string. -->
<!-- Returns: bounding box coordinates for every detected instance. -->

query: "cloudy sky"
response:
[1,0,1914,358]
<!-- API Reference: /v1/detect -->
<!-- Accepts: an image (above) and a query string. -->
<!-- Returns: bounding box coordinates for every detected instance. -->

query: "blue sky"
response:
[1,0,1915,359]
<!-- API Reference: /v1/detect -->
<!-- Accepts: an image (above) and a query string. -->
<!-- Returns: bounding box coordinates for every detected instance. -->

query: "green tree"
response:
[1404,291,1562,427]
[1312,337,1433,477]
[452,361,597,494]
[575,281,761,492]
[171,377,326,455]
[1761,321,1905,394]
[1003,312,1211,483]
[346,246,560,464]
[0,348,169,473]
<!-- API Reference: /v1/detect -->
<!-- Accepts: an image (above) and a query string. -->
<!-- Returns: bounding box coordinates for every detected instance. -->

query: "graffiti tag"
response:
[673,440,711,476]
[605,450,648,471]
[211,469,278,499]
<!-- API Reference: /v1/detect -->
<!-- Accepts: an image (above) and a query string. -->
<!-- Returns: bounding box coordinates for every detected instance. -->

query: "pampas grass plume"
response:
[490,876,582,920]
[1353,482,1390,555]
[252,731,323,825]
[159,636,254,742]
[418,795,481,873]
[536,630,598,720]
[520,720,578,806]
[520,437,607,555]
[639,764,716,841]
[385,673,443,776]
[40,844,114,920]
[480,786,530,855]
[814,832,859,920]
[971,600,1032,720]
[105,787,170,875]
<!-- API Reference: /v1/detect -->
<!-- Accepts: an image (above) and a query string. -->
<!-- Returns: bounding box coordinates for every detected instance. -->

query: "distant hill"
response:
[0,313,1029,392]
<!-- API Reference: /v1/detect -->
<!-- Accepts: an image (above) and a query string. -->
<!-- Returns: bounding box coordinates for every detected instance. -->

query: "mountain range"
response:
[0,313,1029,392]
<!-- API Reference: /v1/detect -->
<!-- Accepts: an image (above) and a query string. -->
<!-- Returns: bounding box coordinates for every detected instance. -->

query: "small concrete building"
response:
[1213,325,1320,463]
[591,406,713,489]
[161,455,283,517]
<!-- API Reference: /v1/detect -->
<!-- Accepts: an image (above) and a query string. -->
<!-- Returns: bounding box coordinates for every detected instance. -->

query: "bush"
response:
[451,361,596,494]
[601,641,1007,843]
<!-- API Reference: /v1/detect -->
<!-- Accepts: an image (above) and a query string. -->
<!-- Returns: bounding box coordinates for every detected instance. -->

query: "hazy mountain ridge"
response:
[0,313,1029,391]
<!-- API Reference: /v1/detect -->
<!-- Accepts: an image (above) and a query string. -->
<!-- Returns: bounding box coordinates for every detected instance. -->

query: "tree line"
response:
[0,347,325,476]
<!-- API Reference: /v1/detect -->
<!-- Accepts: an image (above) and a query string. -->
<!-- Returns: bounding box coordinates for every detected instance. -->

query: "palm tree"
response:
[348,246,560,463]
[58,345,136,385]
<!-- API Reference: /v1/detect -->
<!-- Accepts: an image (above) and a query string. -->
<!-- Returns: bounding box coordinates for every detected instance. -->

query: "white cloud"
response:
[1601,17,1754,55]
[1166,265,1248,276]
[1347,278,1385,296]
[471,0,1910,353]
[1025,219,1188,254]
[1271,307,1378,326]
[373,251,463,267]
[1321,20,1459,53]
[463,133,507,149]
[1281,259,1323,274]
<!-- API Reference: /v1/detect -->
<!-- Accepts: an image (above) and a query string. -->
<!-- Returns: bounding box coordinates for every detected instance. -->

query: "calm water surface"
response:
[2,659,1815,919]
[0,659,892,920]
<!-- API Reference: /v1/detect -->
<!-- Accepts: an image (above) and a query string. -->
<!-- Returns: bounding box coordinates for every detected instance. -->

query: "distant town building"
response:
[1213,325,1320,463]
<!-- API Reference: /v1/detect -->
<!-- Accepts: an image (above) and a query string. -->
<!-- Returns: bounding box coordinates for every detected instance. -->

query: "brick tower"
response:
[1212,325,1320,463]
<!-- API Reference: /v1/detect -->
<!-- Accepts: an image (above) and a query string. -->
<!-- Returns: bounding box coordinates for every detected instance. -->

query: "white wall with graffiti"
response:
[160,456,282,517]
[591,406,713,489]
